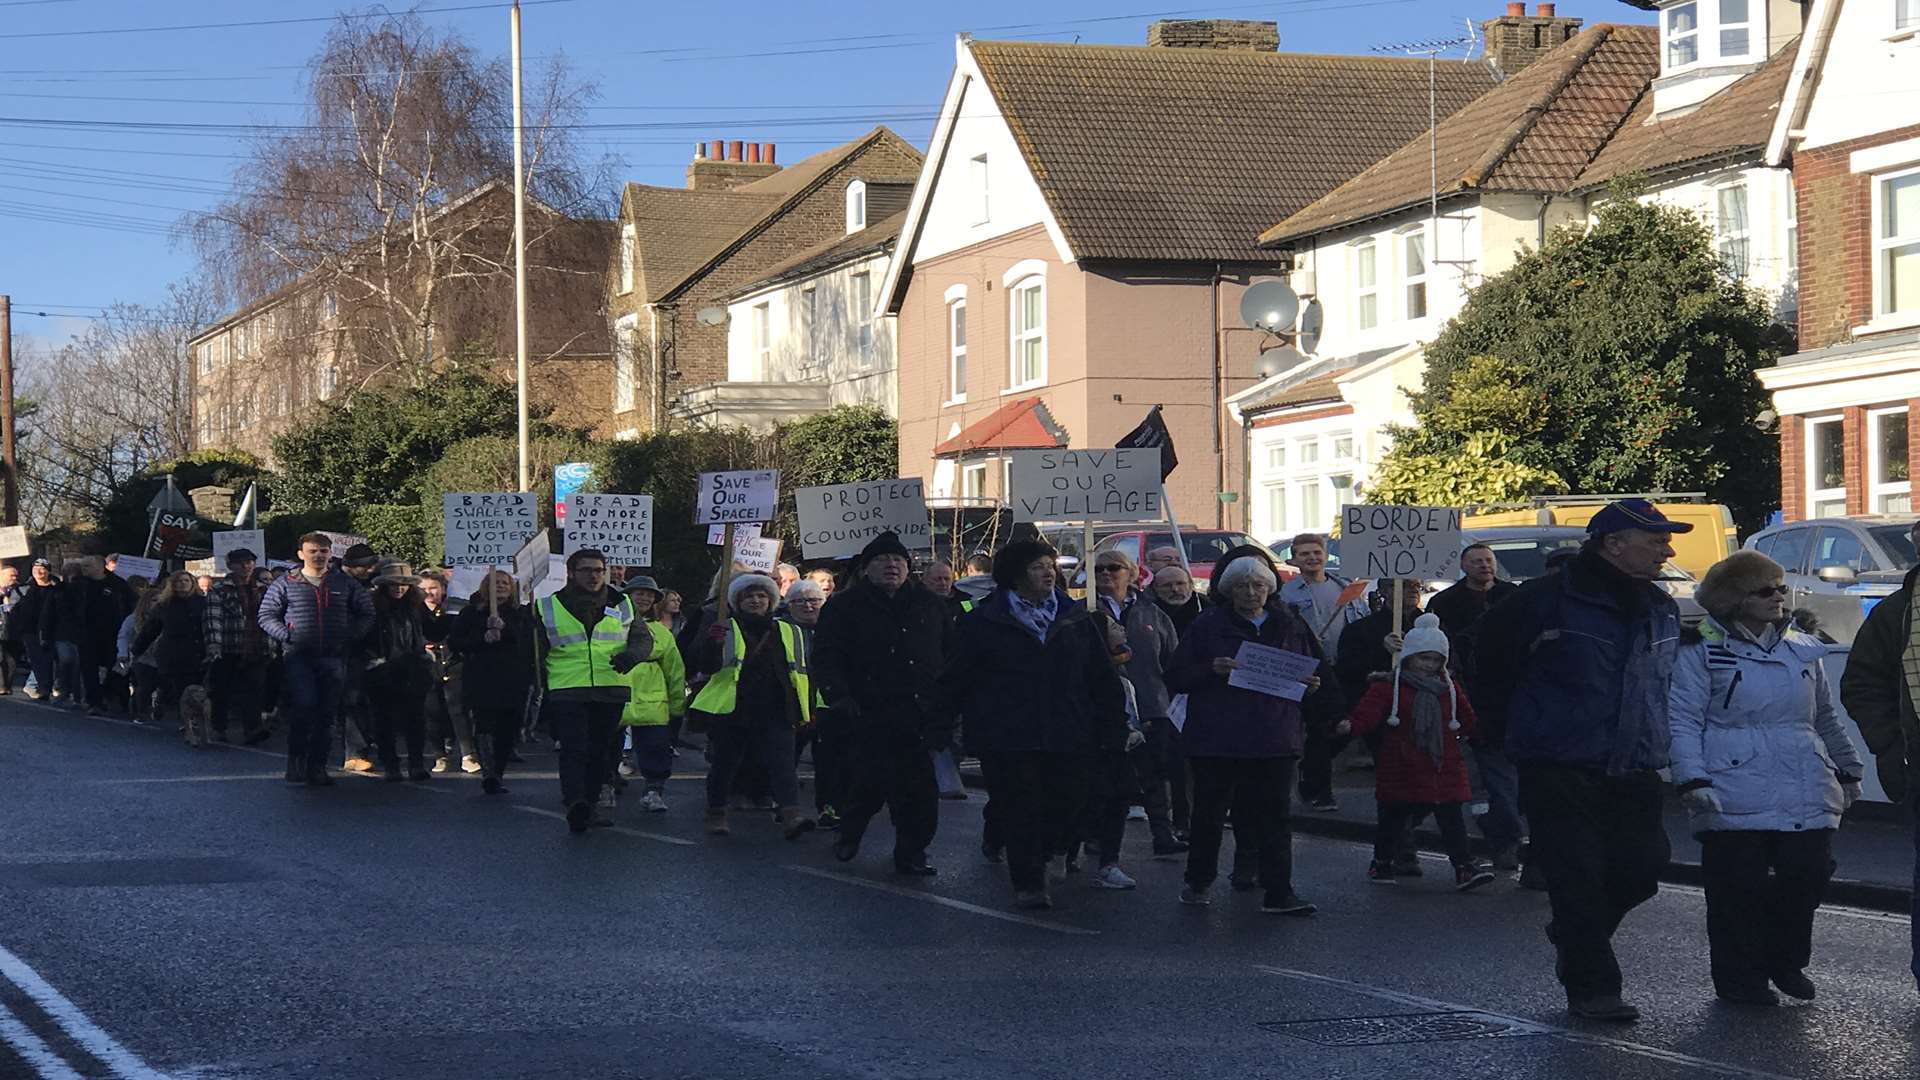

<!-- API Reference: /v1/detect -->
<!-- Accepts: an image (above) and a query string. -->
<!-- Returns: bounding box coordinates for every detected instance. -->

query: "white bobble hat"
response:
[1399,612,1449,661]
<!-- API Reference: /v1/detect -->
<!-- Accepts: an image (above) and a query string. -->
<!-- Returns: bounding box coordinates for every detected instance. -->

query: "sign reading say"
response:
[1339,504,1463,580]
[443,492,539,567]
[564,493,653,565]
[1009,448,1162,522]
[695,469,778,525]
[796,478,929,560]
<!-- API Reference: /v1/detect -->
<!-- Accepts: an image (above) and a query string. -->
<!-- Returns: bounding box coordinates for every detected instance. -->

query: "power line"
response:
[0,0,581,40]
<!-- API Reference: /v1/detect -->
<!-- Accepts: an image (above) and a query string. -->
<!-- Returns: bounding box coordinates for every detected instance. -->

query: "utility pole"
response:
[510,0,531,494]
[0,294,16,527]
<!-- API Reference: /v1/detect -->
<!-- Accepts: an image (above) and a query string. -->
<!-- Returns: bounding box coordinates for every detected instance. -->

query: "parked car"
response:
[1411,526,1702,625]
[1463,495,1737,580]
[1743,516,1915,644]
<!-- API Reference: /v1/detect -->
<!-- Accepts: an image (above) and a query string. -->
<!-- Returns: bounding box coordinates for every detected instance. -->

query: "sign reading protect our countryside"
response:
[564,493,654,565]
[695,469,778,525]
[796,479,929,560]
[443,492,539,567]
[1009,449,1163,522]
[1339,504,1464,580]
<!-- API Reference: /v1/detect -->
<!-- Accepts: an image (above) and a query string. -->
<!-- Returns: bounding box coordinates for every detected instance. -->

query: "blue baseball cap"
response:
[1586,499,1694,537]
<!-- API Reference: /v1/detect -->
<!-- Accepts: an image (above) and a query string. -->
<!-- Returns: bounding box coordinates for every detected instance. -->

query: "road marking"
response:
[1655,881,1909,925]
[1254,965,1798,1080]
[87,775,287,785]
[784,865,1098,936]
[514,805,696,845]
[0,998,85,1080]
[0,942,172,1079]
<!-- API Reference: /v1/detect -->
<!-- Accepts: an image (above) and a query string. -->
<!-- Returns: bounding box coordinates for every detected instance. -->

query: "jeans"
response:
[206,657,267,738]
[369,680,428,772]
[839,731,939,861]
[425,679,472,761]
[282,654,347,775]
[1698,829,1833,996]
[627,724,673,784]
[978,751,1088,893]
[1472,743,1525,846]
[24,641,53,696]
[547,699,623,808]
[1377,801,1473,865]
[1186,756,1299,903]
[1519,763,1669,1001]
[52,640,84,704]
[708,720,800,811]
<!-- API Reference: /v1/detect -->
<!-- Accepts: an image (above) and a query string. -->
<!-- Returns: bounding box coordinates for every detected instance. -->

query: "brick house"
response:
[605,130,923,437]
[1756,0,1920,520]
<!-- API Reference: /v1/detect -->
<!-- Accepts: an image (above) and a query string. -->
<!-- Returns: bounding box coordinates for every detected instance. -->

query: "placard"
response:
[1226,641,1320,701]
[694,469,778,525]
[447,564,490,602]
[317,531,367,552]
[1339,504,1464,580]
[1009,449,1163,522]
[513,529,551,596]
[212,529,266,565]
[796,478,930,560]
[0,525,28,559]
[707,521,761,546]
[533,555,567,600]
[111,554,163,583]
[733,535,783,574]
[552,462,593,525]
[443,492,539,567]
[564,493,653,565]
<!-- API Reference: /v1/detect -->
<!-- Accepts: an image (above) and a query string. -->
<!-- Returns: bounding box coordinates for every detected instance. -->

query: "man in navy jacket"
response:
[259,532,376,786]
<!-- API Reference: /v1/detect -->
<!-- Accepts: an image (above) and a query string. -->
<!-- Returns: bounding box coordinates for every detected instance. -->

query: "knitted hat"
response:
[342,543,380,568]
[1399,612,1449,661]
[727,573,779,607]
[992,540,1058,589]
[859,530,911,564]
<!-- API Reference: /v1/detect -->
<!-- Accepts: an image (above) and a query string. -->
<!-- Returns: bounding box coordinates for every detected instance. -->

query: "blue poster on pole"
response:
[553,462,593,525]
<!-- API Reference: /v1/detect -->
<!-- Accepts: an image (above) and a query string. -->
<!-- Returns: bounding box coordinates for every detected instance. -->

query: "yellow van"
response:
[1462,496,1737,580]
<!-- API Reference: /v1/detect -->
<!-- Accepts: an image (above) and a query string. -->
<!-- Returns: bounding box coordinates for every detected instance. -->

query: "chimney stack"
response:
[1481,1,1583,77]
[1145,19,1279,52]
[686,136,783,190]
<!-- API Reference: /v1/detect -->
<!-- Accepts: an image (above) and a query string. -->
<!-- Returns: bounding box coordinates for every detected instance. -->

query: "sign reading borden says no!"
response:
[695,469,778,525]
[1340,504,1463,580]
[443,492,539,567]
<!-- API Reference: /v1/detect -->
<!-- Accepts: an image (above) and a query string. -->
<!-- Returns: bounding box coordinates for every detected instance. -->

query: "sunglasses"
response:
[1749,584,1790,598]
[1094,565,1128,574]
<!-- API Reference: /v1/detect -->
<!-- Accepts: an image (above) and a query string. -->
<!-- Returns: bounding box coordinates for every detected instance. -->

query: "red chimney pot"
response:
[1505,1,1525,15]
[746,143,761,164]
[1535,2,1555,15]
[710,138,725,161]
[728,139,745,162]
[761,142,776,165]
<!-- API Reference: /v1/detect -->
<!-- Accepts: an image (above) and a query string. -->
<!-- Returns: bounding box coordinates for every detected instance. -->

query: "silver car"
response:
[1743,516,1916,644]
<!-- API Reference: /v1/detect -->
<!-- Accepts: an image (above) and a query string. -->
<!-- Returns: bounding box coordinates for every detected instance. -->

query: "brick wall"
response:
[1843,405,1867,514]
[1145,19,1279,51]
[1793,121,1920,351]
[1478,9,1584,76]
[1780,413,1803,522]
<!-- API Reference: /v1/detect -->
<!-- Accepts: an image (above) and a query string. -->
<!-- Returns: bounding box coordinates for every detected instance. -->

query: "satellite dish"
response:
[695,306,727,327]
[1296,299,1324,354]
[1240,280,1299,335]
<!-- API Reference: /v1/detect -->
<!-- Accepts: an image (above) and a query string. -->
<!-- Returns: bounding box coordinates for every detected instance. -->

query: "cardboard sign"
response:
[443,492,539,567]
[111,554,163,583]
[533,555,567,600]
[317,531,367,552]
[448,564,490,603]
[513,529,552,597]
[1227,641,1320,701]
[148,508,222,560]
[564,493,653,565]
[212,529,266,566]
[1009,449,1163,522]
[553,462,593,525]
[695,469,778,525]
[0,525,28,560]
[1340,504,1464,580]
[796,478,930,560]
[706,521,761,547]
[733,535,783,574]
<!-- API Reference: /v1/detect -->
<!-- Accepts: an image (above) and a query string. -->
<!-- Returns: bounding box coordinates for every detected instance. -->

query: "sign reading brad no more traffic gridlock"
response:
[1009,449,1163,523]
[442,492,540,567]
[796,479,930,560]
[563,494,653,565]
[1339,504,1464,580]
[695,469,779,526]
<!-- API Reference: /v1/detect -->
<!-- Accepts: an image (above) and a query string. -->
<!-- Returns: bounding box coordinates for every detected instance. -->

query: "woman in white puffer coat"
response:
[1669,550,1866,1008]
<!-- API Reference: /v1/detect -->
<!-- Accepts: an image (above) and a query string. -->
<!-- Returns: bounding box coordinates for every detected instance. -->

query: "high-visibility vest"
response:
[690,619,812,727]
[538,592,635,691]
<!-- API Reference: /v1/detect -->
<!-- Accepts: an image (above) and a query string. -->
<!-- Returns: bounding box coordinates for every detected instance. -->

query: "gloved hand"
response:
[1841,780,1862,811]
[1680,786,1723,814]
[707,623,727,643]
[608,649,641,674]
[1125,729,1147,751]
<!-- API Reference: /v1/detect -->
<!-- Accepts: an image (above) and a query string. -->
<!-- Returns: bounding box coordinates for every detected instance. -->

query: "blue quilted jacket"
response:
[257,570,374,658]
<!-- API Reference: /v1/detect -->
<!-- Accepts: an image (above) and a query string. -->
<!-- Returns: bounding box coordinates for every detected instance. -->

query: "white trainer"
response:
[1091,864,1137,890]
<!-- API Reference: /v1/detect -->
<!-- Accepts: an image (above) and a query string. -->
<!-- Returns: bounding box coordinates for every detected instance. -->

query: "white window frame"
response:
[800,286,818,371]
[1399,226,1427,321]
[198,342,213,376]
[1869,405,1912,513]
[1901,0,1920,32]
[613,314,638,413]
[970,154,990,226]
[961,462,987,501]
[1665,1,1701,70]
[1873,165,1920,321]
[846,180,867,233]
[852,272,874,366]
[1352,239,1379,331]
[752,302,771,376]
[1266,444,1286,470]
[1806,413,1847,518]
[1264,483,1287,535]
[319,364,339,402]
[1713,179,1750,279]
[619,223,635,295]
[947,298,968,404]
[1716,0,1752,62]
[1007,275,1046,391]
[1295,479,1324,533]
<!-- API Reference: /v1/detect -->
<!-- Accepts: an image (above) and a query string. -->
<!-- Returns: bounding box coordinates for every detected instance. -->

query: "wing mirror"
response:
[1816,564,1857,586]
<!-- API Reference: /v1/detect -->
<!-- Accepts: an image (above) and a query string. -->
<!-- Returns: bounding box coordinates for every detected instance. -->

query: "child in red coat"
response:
[1342,613,1495,891]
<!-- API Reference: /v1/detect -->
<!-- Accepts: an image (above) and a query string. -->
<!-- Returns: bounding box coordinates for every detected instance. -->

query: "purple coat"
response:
[1166,602,1326,758]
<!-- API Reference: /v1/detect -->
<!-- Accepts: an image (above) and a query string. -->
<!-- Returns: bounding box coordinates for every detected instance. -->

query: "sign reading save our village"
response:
[1008,449,1163,522]
[442,492,539,567]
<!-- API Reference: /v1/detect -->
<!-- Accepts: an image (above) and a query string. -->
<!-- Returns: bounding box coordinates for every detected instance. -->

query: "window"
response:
[198,343,213,376]
[751,303,771,375]
[198,412,212,445]
[1807,415,1846,517]
[1010,277,1045,387]
[619,224,635,294]
[1717,0,1750,59]
[1296,481,1323,532]
[1296,438,1320,466]
[962,462,987,501]
[1813,527,1875,573]
[1265,484,1287,534]
[948,300,967,402]
[1332,434,1355,461]
[613,316,637,413]
[1353,240,1379,330]
[1871,407,1912,513]
[1666,2,1699,68]
[852,273,873,364]
[1715,182,1749,278]
[1266,444,1286,470]
[1768,526,1813,575]
[970,155,989,225]
[319,364,339,401]
[846,180,867,233]
[1876,167,1920,318]
[1902,0,1920,31]
[1329,473,1355,517]
[801,287,818,368]
[1785,185,1798,280]
[1402,229,1427,320]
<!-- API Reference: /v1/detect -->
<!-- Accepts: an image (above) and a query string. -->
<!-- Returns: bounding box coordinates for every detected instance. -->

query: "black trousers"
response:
[1159,718,1190,832]
[426,679,473,760]
[1376,801,1473,865]
[797,727,849,813]
[547,699,623,808]
[1298,712,1349,804]
[1519,763,1669,1001]
[840,730,939,861]
[1079,741,1175,863]
[368,680,427,771]
[707,720,800,811]
[1699,829,1834,995]
[471,706,521,782]
[206,657,266,738]
[0,641,16,692]
[978,751,1088,893]
[1186,756,1298,901]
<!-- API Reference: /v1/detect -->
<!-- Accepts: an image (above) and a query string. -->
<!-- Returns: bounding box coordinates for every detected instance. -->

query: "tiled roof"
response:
[1573,38,1795,191]
[725,212,904,301]
[967,40,1497,265]
[933,396,1068,456]
[1262,25,1657,245]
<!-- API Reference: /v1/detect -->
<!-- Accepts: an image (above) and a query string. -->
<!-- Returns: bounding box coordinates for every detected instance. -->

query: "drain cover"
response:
[0,857,268,889]
[1260,1011,1549,1047]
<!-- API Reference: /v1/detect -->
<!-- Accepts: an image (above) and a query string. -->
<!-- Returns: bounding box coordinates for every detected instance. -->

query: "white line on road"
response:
[0,942,171,1079]
[1254,965,1800,1080]
[784,865,1099,936]
[514,805,696,845]
[0,998,85,1080]
[87,775,288,785]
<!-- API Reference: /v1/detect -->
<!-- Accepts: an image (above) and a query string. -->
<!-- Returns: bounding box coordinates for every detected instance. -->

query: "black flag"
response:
[1116,404,1178,480]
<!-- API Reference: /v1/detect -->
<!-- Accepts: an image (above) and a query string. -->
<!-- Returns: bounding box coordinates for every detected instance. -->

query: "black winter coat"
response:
[44,580,94,645]
[5,581,52,644]
[132,595,206,675]
[939,588,1128,757]
[447,603,536,707]
[1840,563,1920,802]
[364,601,432,700]
[812,579,954,748]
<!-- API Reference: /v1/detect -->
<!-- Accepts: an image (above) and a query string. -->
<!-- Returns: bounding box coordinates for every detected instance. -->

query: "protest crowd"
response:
[2,495,1908,1026]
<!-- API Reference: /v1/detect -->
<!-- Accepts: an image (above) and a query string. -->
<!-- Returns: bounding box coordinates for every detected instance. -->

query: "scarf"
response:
[1009,590,1058,643]
[1398,669,1454,771]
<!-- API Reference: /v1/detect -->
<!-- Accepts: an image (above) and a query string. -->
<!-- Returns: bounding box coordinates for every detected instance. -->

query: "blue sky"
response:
[0,0,1647,350]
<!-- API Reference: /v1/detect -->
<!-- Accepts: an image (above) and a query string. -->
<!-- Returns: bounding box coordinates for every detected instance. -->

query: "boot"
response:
[779,806,816,841]
[704,808,730,836]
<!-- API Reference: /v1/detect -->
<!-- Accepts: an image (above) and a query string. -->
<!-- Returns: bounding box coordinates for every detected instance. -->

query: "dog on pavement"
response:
[178,684,212,748]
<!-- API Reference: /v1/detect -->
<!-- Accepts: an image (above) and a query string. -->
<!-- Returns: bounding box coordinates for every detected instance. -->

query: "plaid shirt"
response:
[204,576,267,662]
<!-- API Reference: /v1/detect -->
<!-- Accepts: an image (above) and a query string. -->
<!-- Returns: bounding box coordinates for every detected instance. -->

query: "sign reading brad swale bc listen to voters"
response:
[1340,504,1463,580]
[443,492,539,567]
[695,469,778,525]
[564,493,653,565]
[1009,449,1162,522]
[796,479,929,560]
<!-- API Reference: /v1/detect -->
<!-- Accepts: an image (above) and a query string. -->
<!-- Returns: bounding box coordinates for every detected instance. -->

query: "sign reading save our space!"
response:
[695,470,778,525]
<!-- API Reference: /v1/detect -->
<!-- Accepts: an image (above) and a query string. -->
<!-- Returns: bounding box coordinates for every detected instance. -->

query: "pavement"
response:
[3,695,1919,1080]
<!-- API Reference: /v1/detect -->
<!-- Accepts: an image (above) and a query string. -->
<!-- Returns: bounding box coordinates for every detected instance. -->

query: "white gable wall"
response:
[725,249,897,414]
[1796,1,1920,152]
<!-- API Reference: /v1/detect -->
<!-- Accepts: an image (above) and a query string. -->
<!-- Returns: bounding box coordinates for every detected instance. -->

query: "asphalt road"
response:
[1,696,1917,1080]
